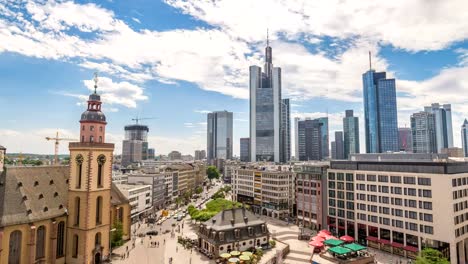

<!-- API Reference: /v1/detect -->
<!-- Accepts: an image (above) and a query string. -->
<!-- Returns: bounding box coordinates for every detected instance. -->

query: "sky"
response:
[1,0,468,156]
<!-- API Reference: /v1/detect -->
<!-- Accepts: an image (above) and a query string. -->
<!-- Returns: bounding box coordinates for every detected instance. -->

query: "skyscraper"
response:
[398,127,412,152]
[334,131,344,159]
[461,119,468,157]
[240,138,250,162]
[318,117,329,159]
[343,110,360,158]
[122,124,149,167]
[410,111,437,154]
[424,103,453,153]
[362,56,399,153]
[250,34,282,162]
[297,119,322,161]
[331,141,337,160]
[207,110,233,162]
[280,98,291,163]
[294,117,300,160]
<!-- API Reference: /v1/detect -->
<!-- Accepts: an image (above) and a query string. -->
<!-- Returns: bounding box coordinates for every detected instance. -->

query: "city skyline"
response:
[1,1,468,156]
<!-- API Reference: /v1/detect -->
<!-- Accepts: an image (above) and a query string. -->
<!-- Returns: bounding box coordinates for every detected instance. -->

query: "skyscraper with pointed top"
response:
[249,31,284,162]
[461,119,468,157]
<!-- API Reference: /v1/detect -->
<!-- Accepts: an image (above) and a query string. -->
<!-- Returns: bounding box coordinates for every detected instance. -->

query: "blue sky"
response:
[1,0,468,156]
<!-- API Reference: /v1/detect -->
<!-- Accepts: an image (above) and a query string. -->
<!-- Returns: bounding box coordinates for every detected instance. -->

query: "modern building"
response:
[207,111,233,163]
[232,165,294,219]
[115,184,152,222]
[297,119,323,161]
[441,147,464,158]
[398,127,412,152]
[362,63,399,153]
[194,150,206,160]
[327,153,468,263]
[331,141,337,160]
[410,111,437,154]
[122,124,150,167]
[240,138,250,162]
[462,119,468,157]
[280,98,291,163]
[197,208,270,258]
[294,117,300,160]
[334,131,344,160]
[224,160,241,184]
[127,171,166,210]
[294,163,329,230]
[318,117,330,159]
[343,110,360,158]
[168,151,182,160]
[148,148,155,160]
[424,103,453,153]
[249,37,282,163]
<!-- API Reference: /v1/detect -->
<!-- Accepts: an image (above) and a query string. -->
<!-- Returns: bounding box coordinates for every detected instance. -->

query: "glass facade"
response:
[462,120,468,157]
[318,117,329,158]
[424,103,453,153]
[343,110,360,158]
[207,111,233,161]
[298,119,322,161]
[362,70,398,153]
[410,111,437,153]
[240,138,250,162]
[398,127,412,152]
[280,98,291,163]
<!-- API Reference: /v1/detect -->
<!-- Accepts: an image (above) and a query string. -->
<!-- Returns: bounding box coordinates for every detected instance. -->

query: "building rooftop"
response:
[115,183,152,192]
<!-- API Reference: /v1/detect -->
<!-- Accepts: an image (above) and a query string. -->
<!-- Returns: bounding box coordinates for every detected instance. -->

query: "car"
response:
[146,230,158,236]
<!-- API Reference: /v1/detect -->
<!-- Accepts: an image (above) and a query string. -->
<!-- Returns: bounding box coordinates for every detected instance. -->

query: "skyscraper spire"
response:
[369,51,372,70]
[267,28,269,47]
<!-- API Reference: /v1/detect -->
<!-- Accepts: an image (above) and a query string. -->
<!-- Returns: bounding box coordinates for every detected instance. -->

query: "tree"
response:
[195,186,203,194]
[111,221,124,247]
[416,248,450,264]
[206,166,220,182]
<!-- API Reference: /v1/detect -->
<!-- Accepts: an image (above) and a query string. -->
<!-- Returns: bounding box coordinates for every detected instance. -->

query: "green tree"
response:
[111,221,124,247]
[206,166,220,182]
[416,248,450,264]
[195,186,203,194]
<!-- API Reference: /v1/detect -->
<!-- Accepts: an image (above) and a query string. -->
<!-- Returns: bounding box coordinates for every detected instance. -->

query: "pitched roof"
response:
[0,166,69,227]
[111,182,129,205]
[204,208,265,230]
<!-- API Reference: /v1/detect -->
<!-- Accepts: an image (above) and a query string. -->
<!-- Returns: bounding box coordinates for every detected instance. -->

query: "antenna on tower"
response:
[93,72,99,94]
[369,51,372,70]
[267,28,269,46]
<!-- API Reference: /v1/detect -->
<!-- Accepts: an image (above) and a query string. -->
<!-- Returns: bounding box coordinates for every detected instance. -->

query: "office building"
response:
[122,124,150,167]
[148,148,155,160]
[327,153,468,263]
[250,36,282,162]
[331,141,337,160]
[127,171,166,210]
[462,119,468,157]
[410,111,437,154]
[297,119,323,161]
[441,147,464,158]
[294,117,300,160]
[168,151,182,160]
[294,163,329,230]
[343,110,360,158]
[318,117,329,159]
[232,165,294,219]
[334,131,344,160]
[194,150,206,160]
[240,138,250,162]
[424,103,454,153]
[207,111,233,162]
[115,184,152,222]
[280,98,291,163]
[362,61,399,153]
[398,127,412,152]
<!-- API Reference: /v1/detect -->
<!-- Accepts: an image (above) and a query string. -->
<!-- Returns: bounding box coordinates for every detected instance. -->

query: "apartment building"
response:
[116,184,152,222]
[327,153,468,263]
[232,165,294,219]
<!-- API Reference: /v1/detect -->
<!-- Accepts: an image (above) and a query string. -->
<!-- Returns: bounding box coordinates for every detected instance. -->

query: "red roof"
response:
[366,236,378,242]
[404,245,418,252]
[340,235,355,242]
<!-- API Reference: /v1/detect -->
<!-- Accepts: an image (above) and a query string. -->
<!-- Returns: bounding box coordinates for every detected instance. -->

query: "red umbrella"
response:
[340,235,355,242]
[311,236,325,242]
[317,232,328,238]
[309,240,324,247]
[325,235,339,240]
[320,229,331,235]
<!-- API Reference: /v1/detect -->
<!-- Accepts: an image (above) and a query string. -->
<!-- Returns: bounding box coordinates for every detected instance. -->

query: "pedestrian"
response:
[127,251,130,258]
[164,239,166,245]
[126,245,128,252]
[176,246,178,252]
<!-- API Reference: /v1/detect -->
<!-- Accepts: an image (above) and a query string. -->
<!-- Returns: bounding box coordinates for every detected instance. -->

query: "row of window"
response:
[74,196,103,226]
[452,177,468,187]
[355,184,432,198]
[455,224,468,237]
[454,212,468,225]
[355,194,433,210]
[354,174,431,186]
[454,200,468,212]
[453,189,468,200]
[296,181,320,187]
[329,190,354,200]
[354,214,433,234]
[328,173,354,182]
[75,154,106,189]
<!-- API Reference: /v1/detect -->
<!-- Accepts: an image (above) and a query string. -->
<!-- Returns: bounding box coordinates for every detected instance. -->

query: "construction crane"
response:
[45,131,76,165]
[131,116,156,124]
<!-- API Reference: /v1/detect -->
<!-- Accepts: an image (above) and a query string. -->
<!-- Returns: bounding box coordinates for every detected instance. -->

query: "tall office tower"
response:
[195,150,201,160]
[334,131,344,159]
[294,117,300,160]
[318,117,329,159]
[122,124,149,167]
[398,127,413,152]
[280,98,291,163]
[207,110,233,162]
[362,55,399,153]
[200,150,206,159]
[240,138,250,162]
[250,35,282,162]
[461,119,468,157]
[297,119,323,161]
[148,148,155,159]
[424,103,453,153]
[410,111,437,154]
[343,110,360,158]
[331,141,337,159]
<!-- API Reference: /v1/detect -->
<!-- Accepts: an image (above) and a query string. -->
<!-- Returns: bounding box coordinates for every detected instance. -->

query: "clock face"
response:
[97,155,106,165]
[75,154,84,164]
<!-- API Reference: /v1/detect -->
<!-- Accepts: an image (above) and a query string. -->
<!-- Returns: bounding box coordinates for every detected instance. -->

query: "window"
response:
[337,173,344,181]
[329,199,336,207]
[9,230,22,264]
[90,126,94,131]
[95,232,101,246]
[382,207,390,215]
[422,214,433,222]
[346,192,354,200]
[422,202,433,210]
[407,188,417,196]
[56,222,65,258]
[381,186,389,193]
[96,196,103,225]
[422,190,432,198]
[407,200,417,208]
[99,136,102,143]
[367,175,376,181]
[328,182,335,189]
[346,173,353,181]
[346,202,354,210]
[328,173,335,180]
[36,226,46,259]
[394,220,404,228]
[99,126,103,132]
[408,211,417,220]
[90,136,94,142]
[424,226,434,234]
[82,126,85,131]
[356,174,365,181]
[404,177,416,184]
[72,235,79,258]
[394,209,403,217]
[346,183,354,191]
[390,176,401,183]
[406,222,418,231]
[97,155,106,188]
[378,175,388,182]
[74,197,80,226]
[381,197,389,204]
[393,187,402,195]
[75,154,84,189]
[418,178,431,186]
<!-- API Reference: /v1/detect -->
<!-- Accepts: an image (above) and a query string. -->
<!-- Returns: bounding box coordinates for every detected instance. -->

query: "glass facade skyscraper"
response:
[280,98,291,163]
[240,138,250,162]
[297,118,323,161]
[462,119,468,157]
[398,127,412,152]
[318,117,329,159]
[424,103,453,153]
[363,70,399,153]
[410,111,437,153]
[343,110,360,158]
[207,111,233,162]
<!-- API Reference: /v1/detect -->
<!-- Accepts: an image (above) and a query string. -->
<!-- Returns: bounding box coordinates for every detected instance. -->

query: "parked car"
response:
[146,230,158,236]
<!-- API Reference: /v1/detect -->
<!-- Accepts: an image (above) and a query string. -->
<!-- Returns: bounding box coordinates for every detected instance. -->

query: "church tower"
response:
[67,73,114,264]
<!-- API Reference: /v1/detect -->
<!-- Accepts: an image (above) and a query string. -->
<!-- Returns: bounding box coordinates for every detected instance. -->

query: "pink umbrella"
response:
[311,236,325,242]
[325,235,339,240]
[317,232,328,238]
[340,235,354,242]
[309,240,324,247]
[320,229,331,235]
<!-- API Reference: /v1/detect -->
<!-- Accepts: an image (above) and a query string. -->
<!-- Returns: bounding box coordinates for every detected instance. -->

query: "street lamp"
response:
[109,228,116,263]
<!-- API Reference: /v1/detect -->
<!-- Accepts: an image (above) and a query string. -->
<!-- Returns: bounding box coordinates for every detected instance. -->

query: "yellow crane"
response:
[45,131,76,165]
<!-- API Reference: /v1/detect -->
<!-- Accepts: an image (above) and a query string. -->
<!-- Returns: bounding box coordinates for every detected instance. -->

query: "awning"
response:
[391,242,404,248]
[378,239,391,245]
[324,239,345,247]
[344,243,366,252]
[366,236,378,242]
[404,245,418,252]
[328,246,352,255]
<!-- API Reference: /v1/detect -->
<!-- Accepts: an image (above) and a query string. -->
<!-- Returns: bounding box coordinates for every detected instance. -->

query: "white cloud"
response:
[132,17,141,24]
[194,110,212,114]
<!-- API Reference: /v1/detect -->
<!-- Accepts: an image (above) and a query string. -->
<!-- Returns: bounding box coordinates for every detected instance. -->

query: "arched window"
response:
[75,154,84,189]
[99,136,102,143]
[97,155,106,188]
[8,230,22,264]
[90,136,94,143]
[74,197,80,226]
[56,221,65,258]
[96,196,103,225]
[95,232,101,246]
[81,136,84,142]
[35,226,46,259]
[72,235,79,258]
